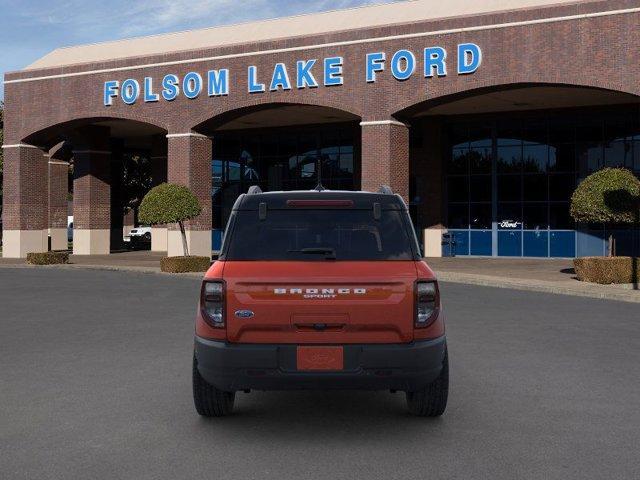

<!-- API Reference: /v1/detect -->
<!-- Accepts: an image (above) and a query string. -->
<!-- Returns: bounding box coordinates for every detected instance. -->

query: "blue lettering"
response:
[366,52,385,83]
[183,72,202,99]
[121,79,140,105]
[207,69,229,96]
[324,57,343,86]
[144,77,159,102]
[458,43,482,74]
[424,47,447,77]
[390,50,415,81]
[162,74,180,101]
[270,63,292,91]
[104,80,119,106]
[248,66,265,93]
[296,60,318,89]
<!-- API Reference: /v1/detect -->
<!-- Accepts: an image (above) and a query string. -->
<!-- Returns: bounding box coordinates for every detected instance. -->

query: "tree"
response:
[570,168,640,256]
[138,183,202,256]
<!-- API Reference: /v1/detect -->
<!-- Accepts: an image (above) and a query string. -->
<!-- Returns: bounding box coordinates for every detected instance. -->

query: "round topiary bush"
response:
[139,183,202,257]
[139,183,202,226]
[570,168,640,225]
[570,168,640,259]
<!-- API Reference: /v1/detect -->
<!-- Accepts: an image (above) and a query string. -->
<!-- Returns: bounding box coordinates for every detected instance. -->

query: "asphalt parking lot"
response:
[1,268,638,480]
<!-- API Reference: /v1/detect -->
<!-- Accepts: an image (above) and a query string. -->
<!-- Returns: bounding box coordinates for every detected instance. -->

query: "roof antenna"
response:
[314,181,325,192]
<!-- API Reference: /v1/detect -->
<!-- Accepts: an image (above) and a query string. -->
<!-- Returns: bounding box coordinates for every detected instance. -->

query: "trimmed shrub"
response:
[571,168,640,257]
[26,251,69,265]
[570,168,640,224]
[574,256,640,284]
[160,256,211,273]
[139,183,202,225]
[139,183,203,257]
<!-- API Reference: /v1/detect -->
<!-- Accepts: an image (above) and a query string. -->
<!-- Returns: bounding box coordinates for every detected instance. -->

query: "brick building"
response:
[2,0,640,258]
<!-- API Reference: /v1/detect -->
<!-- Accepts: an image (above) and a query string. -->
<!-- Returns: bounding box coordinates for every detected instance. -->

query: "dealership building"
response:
[3,0,640,258]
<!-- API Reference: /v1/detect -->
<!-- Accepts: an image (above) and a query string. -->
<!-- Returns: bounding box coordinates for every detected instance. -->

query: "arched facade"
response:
[2,117,167,256]
[3,0,640,257]
[403,84,640,257]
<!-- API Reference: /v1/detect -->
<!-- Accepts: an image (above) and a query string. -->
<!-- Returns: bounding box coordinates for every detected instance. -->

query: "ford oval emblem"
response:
[235,310,255,318]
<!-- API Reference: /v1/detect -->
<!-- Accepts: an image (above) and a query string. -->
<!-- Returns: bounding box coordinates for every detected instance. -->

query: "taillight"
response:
[415,280,439,328]
[201,280,225,328]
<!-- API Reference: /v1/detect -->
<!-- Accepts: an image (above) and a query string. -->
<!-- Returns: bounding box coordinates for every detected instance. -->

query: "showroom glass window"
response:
[211,123,359,232]
[445,106,640,258]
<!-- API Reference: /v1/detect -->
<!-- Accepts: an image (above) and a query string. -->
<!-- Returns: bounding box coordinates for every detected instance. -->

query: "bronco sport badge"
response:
[274,288,367,299]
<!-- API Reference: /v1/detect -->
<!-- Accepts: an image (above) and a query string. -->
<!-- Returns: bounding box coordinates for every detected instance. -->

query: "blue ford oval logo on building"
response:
[235,310,255,318]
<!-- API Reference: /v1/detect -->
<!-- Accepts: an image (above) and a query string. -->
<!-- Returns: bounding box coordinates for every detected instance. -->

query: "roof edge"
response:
[30,0,407,58]
[11,0,610,75]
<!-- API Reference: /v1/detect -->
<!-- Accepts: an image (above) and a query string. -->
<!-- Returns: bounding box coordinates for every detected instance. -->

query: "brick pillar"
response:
[1,144,49,258]
[166,132,212,258]
[48,143,70,251]
[150,134,168,252]
[411,119,445,257]
[360,120,409,203]
[72,126,111,255]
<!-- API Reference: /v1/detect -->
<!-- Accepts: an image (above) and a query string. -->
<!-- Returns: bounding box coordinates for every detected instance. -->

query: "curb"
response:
[434,271,640,303]
[0,263,205,278]
[2,263,639,302]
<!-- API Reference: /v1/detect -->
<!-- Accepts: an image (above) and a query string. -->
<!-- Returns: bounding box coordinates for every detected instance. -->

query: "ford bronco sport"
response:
[193,186,448,417]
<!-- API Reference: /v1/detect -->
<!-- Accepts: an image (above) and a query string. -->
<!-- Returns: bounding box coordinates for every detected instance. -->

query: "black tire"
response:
[192,355,235,417]
[406,348,449,417]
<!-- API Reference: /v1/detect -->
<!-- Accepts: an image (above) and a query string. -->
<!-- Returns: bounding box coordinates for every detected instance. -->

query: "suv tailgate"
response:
[223,261,417,344]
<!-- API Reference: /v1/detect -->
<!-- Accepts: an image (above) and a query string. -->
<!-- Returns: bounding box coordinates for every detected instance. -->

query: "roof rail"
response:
[247,185,263,195]
[378,185,394,195]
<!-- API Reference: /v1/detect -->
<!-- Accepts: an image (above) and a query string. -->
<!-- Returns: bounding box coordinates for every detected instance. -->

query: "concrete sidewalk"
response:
[0,250,208,277]
[1,252,639,303]
[426,257,640,303]
[0,250,165,268]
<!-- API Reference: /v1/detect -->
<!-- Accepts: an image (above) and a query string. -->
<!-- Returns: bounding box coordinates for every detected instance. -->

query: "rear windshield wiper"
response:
[287,247,337,259]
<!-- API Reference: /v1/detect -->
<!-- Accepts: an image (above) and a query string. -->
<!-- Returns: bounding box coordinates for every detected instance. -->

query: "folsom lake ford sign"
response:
[103,43,482,106]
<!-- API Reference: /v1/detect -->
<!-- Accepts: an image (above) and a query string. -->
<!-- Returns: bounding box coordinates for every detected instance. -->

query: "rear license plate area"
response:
[296,346,344,371]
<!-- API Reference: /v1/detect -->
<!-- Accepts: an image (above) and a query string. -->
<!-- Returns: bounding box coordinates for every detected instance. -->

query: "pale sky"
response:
[0,0,401,100]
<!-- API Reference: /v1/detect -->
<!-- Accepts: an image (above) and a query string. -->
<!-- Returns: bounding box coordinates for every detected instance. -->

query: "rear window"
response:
[224,209,418,261]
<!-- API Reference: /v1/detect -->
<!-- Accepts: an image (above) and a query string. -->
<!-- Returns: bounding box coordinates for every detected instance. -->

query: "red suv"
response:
[193,187,448,417]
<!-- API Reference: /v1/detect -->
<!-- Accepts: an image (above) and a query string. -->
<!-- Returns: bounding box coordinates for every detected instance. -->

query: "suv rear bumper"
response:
[194,335,446,392]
